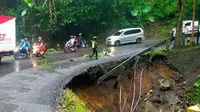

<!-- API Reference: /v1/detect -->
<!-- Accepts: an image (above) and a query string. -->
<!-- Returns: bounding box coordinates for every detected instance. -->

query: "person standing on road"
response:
[90,36,98,59]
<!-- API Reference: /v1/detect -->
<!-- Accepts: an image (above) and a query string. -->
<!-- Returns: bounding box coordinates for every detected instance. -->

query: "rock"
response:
[70,59,74,62]
[145,100,159,112]
[182,80,187,85]
[177,109,185,112]
[158,79,171,91]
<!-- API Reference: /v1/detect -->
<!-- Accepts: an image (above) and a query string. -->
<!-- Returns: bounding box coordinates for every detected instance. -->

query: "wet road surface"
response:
[0,40,161,77]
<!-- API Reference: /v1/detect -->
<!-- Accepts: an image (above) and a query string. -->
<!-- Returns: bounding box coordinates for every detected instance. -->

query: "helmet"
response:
[21,39,24,42]
[93,36,97,39]
[24,38,27,41]
[71,35,73,38]
[79,33,82,35]
[38,37,42,40]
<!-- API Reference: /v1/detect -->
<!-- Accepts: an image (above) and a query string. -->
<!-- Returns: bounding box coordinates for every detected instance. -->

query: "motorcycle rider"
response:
[67,35,75,48]
[74,35,78,42]
[37,37,46,56]
[24,38,31,55]
[19,39,25,47]
[78,33,87,47]
[19,39,27,55]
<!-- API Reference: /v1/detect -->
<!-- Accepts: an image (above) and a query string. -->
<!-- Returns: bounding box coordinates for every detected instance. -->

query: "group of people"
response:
[66,33,98,59]
[18,34,98,59]
[66,33,87,48]
[18,37,45,56]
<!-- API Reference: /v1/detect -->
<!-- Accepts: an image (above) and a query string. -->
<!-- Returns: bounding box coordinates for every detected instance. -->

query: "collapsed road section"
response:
[58,53,188,112]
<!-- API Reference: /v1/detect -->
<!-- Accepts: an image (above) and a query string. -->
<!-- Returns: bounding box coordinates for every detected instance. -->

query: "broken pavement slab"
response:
[158,79,172,91]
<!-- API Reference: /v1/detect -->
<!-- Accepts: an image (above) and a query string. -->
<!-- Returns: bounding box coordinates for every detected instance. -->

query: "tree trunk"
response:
[52,0,57,21]
[191,0,196,42]
[175,0,185,48]
[49,0,52,22]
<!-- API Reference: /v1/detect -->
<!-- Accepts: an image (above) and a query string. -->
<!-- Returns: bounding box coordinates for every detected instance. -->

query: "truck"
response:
[0,15,16,63]
[171,20,199,37]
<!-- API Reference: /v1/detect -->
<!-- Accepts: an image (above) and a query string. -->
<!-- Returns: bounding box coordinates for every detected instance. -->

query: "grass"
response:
[59,89,91,112]
[146,45,200,57]
[187,75,200,105]
[167,45,200,56]
[47,48,57,52]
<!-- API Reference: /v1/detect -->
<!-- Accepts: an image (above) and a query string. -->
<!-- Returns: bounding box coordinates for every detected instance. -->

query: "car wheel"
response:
[136,38,142,44]
[115,40,120,46]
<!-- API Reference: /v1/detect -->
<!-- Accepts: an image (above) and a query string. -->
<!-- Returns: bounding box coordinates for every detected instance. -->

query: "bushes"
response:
[188,75,200,105]
[59,89,90,112]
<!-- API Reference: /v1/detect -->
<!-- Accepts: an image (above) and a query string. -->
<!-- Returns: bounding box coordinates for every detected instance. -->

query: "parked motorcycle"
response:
[32,43,47,59]
[64,41,78,53]
[14,46,29,59]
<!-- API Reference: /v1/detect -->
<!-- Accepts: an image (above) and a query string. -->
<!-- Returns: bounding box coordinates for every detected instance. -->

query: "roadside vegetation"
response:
[0,0,200,47]
[188,75,200,105]
[59,89,90,112]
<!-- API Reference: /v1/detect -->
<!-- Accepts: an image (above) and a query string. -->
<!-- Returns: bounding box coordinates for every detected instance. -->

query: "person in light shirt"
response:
[182,25,189,46]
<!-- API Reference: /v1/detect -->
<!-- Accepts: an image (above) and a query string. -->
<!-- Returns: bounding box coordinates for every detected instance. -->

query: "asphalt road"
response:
[0,40,161,77]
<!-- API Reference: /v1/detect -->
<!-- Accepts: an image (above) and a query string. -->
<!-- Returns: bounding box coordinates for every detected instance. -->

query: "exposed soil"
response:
[72,59,188,112]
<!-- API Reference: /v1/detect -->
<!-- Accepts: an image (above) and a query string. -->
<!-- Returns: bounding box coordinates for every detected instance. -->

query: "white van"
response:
[106,28,144,46]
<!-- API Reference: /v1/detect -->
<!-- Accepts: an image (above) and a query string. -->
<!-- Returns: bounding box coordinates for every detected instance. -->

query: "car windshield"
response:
[113,31,123,36]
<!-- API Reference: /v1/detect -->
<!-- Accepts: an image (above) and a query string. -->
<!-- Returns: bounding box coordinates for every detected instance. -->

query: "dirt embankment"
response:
[60,47,200,112]
[74,59,188,112]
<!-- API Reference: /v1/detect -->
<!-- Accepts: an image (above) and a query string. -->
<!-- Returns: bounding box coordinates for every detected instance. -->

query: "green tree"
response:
[175,0,185,48]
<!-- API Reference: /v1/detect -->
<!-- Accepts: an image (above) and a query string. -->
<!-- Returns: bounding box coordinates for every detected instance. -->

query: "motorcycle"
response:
[32,43,47,60]
[14,46,29,59]
[64,41,78,53]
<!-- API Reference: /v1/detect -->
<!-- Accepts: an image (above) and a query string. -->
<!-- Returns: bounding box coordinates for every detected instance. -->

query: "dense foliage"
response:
[188,75,200,105]
[0,0,200,42]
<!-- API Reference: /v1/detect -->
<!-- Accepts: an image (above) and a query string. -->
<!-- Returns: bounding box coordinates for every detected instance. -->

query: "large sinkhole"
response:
[59,54,178,112]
